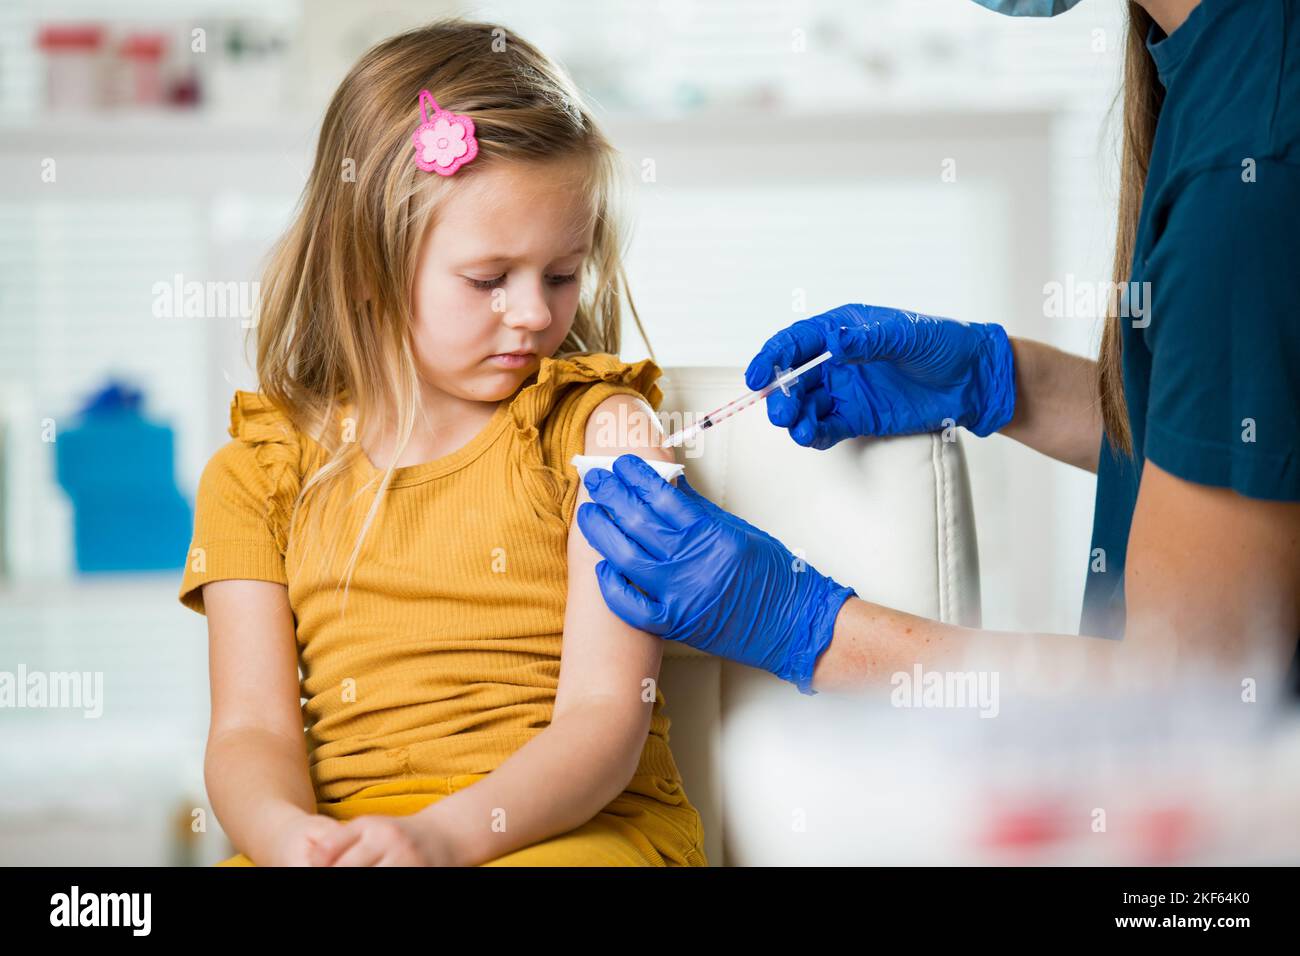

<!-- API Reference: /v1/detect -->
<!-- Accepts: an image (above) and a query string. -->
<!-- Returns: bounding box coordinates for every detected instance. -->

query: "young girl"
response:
[178,19,706,867]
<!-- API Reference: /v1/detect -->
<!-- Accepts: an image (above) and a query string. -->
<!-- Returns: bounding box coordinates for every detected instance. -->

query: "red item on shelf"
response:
[168,70,200,107]
[118,32,169,106]
[120,33,166,60]
[37,24,105,51]
[39,23,107,110]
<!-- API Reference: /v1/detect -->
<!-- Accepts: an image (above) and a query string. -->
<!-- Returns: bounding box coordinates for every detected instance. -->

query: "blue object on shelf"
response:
[54,379,193,573]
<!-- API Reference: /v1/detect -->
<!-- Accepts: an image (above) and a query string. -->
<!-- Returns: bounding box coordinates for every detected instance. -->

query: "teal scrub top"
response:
[1080,0,1300,686]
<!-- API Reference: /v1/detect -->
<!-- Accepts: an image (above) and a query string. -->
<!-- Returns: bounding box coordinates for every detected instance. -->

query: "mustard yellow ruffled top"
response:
[177,353,683,803]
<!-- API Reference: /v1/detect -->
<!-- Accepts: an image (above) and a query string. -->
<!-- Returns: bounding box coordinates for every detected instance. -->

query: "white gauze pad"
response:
[571,454,686,485]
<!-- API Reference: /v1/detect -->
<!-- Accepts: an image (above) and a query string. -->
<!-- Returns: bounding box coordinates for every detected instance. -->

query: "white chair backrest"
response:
[653,367,981,865]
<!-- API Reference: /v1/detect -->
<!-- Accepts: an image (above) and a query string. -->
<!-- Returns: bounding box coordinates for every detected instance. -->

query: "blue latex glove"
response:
[576,454,857,695]
[744,304,1016,450]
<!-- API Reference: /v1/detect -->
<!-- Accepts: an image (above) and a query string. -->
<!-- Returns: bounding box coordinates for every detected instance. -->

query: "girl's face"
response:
[409,155,594,404]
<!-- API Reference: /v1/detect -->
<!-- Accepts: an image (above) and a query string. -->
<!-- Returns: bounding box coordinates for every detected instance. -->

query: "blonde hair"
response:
[1099,2,1163,456]
[249,19,651,602]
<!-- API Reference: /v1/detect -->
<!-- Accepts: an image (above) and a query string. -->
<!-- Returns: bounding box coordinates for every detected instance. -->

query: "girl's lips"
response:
[488,351,536,368]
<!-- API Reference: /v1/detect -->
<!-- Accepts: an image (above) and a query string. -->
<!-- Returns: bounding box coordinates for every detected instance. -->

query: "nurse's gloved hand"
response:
[745,304,1016,449]
[576,454,857,695]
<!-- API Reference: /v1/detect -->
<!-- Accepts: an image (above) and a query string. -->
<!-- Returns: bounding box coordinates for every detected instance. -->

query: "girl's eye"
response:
[463,273,578,291]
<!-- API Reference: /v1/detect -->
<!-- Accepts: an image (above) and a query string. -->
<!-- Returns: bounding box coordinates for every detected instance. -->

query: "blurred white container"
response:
[116,32,168,108]
[0,384,72,581]
[37,23,107,112]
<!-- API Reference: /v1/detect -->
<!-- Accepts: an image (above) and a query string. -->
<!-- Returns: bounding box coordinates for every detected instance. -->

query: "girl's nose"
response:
[503,281,553,332]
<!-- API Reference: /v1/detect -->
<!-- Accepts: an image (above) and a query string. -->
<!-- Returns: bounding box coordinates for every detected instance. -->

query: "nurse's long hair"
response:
[249,19,651,599]
[1099,2,1163,456]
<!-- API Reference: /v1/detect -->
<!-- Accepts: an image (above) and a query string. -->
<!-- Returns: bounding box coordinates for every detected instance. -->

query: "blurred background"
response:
[0,0,1295,865]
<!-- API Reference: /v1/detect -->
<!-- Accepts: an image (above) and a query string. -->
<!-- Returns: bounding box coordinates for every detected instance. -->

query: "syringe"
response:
[662,350,833,448]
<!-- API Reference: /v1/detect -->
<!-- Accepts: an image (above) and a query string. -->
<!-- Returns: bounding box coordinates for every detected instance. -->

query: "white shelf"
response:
[0,99,1063,154]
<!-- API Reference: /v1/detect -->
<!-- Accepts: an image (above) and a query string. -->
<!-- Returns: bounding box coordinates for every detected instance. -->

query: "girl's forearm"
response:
[998,337,1102,472]
[205,726,318,864]
[412,699,648,866]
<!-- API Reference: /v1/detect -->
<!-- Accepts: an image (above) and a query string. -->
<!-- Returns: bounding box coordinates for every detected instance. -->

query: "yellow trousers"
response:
[217,773,707,867]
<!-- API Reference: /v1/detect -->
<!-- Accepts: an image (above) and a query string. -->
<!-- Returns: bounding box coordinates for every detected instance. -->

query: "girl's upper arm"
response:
[553,391,673,721]
[203,578,305,746]
[179,435,304,744]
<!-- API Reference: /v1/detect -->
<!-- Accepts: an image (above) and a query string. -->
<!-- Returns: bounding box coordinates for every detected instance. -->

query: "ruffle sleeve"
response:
[506,352,664,530]
[177,390,305,614]
[225,391,306,556]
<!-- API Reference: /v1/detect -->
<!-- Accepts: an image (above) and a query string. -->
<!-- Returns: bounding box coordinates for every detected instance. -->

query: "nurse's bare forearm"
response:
[205,727,317,863]
[809,597,1118,693]
[997,337,1102,472]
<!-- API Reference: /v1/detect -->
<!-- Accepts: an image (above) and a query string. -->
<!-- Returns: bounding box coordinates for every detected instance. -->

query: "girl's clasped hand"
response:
[273,812,453,867]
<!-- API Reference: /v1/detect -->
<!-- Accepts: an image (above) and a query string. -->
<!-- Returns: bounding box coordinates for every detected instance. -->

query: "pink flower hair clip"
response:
[410,90,478,176]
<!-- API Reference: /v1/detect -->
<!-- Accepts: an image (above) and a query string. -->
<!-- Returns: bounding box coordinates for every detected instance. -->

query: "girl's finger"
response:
[310,825,362,866]
[376,845,422,867]
[331,835,385,867]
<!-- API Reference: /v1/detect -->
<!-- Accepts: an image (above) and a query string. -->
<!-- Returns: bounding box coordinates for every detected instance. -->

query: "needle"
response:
[662,350,833,448]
